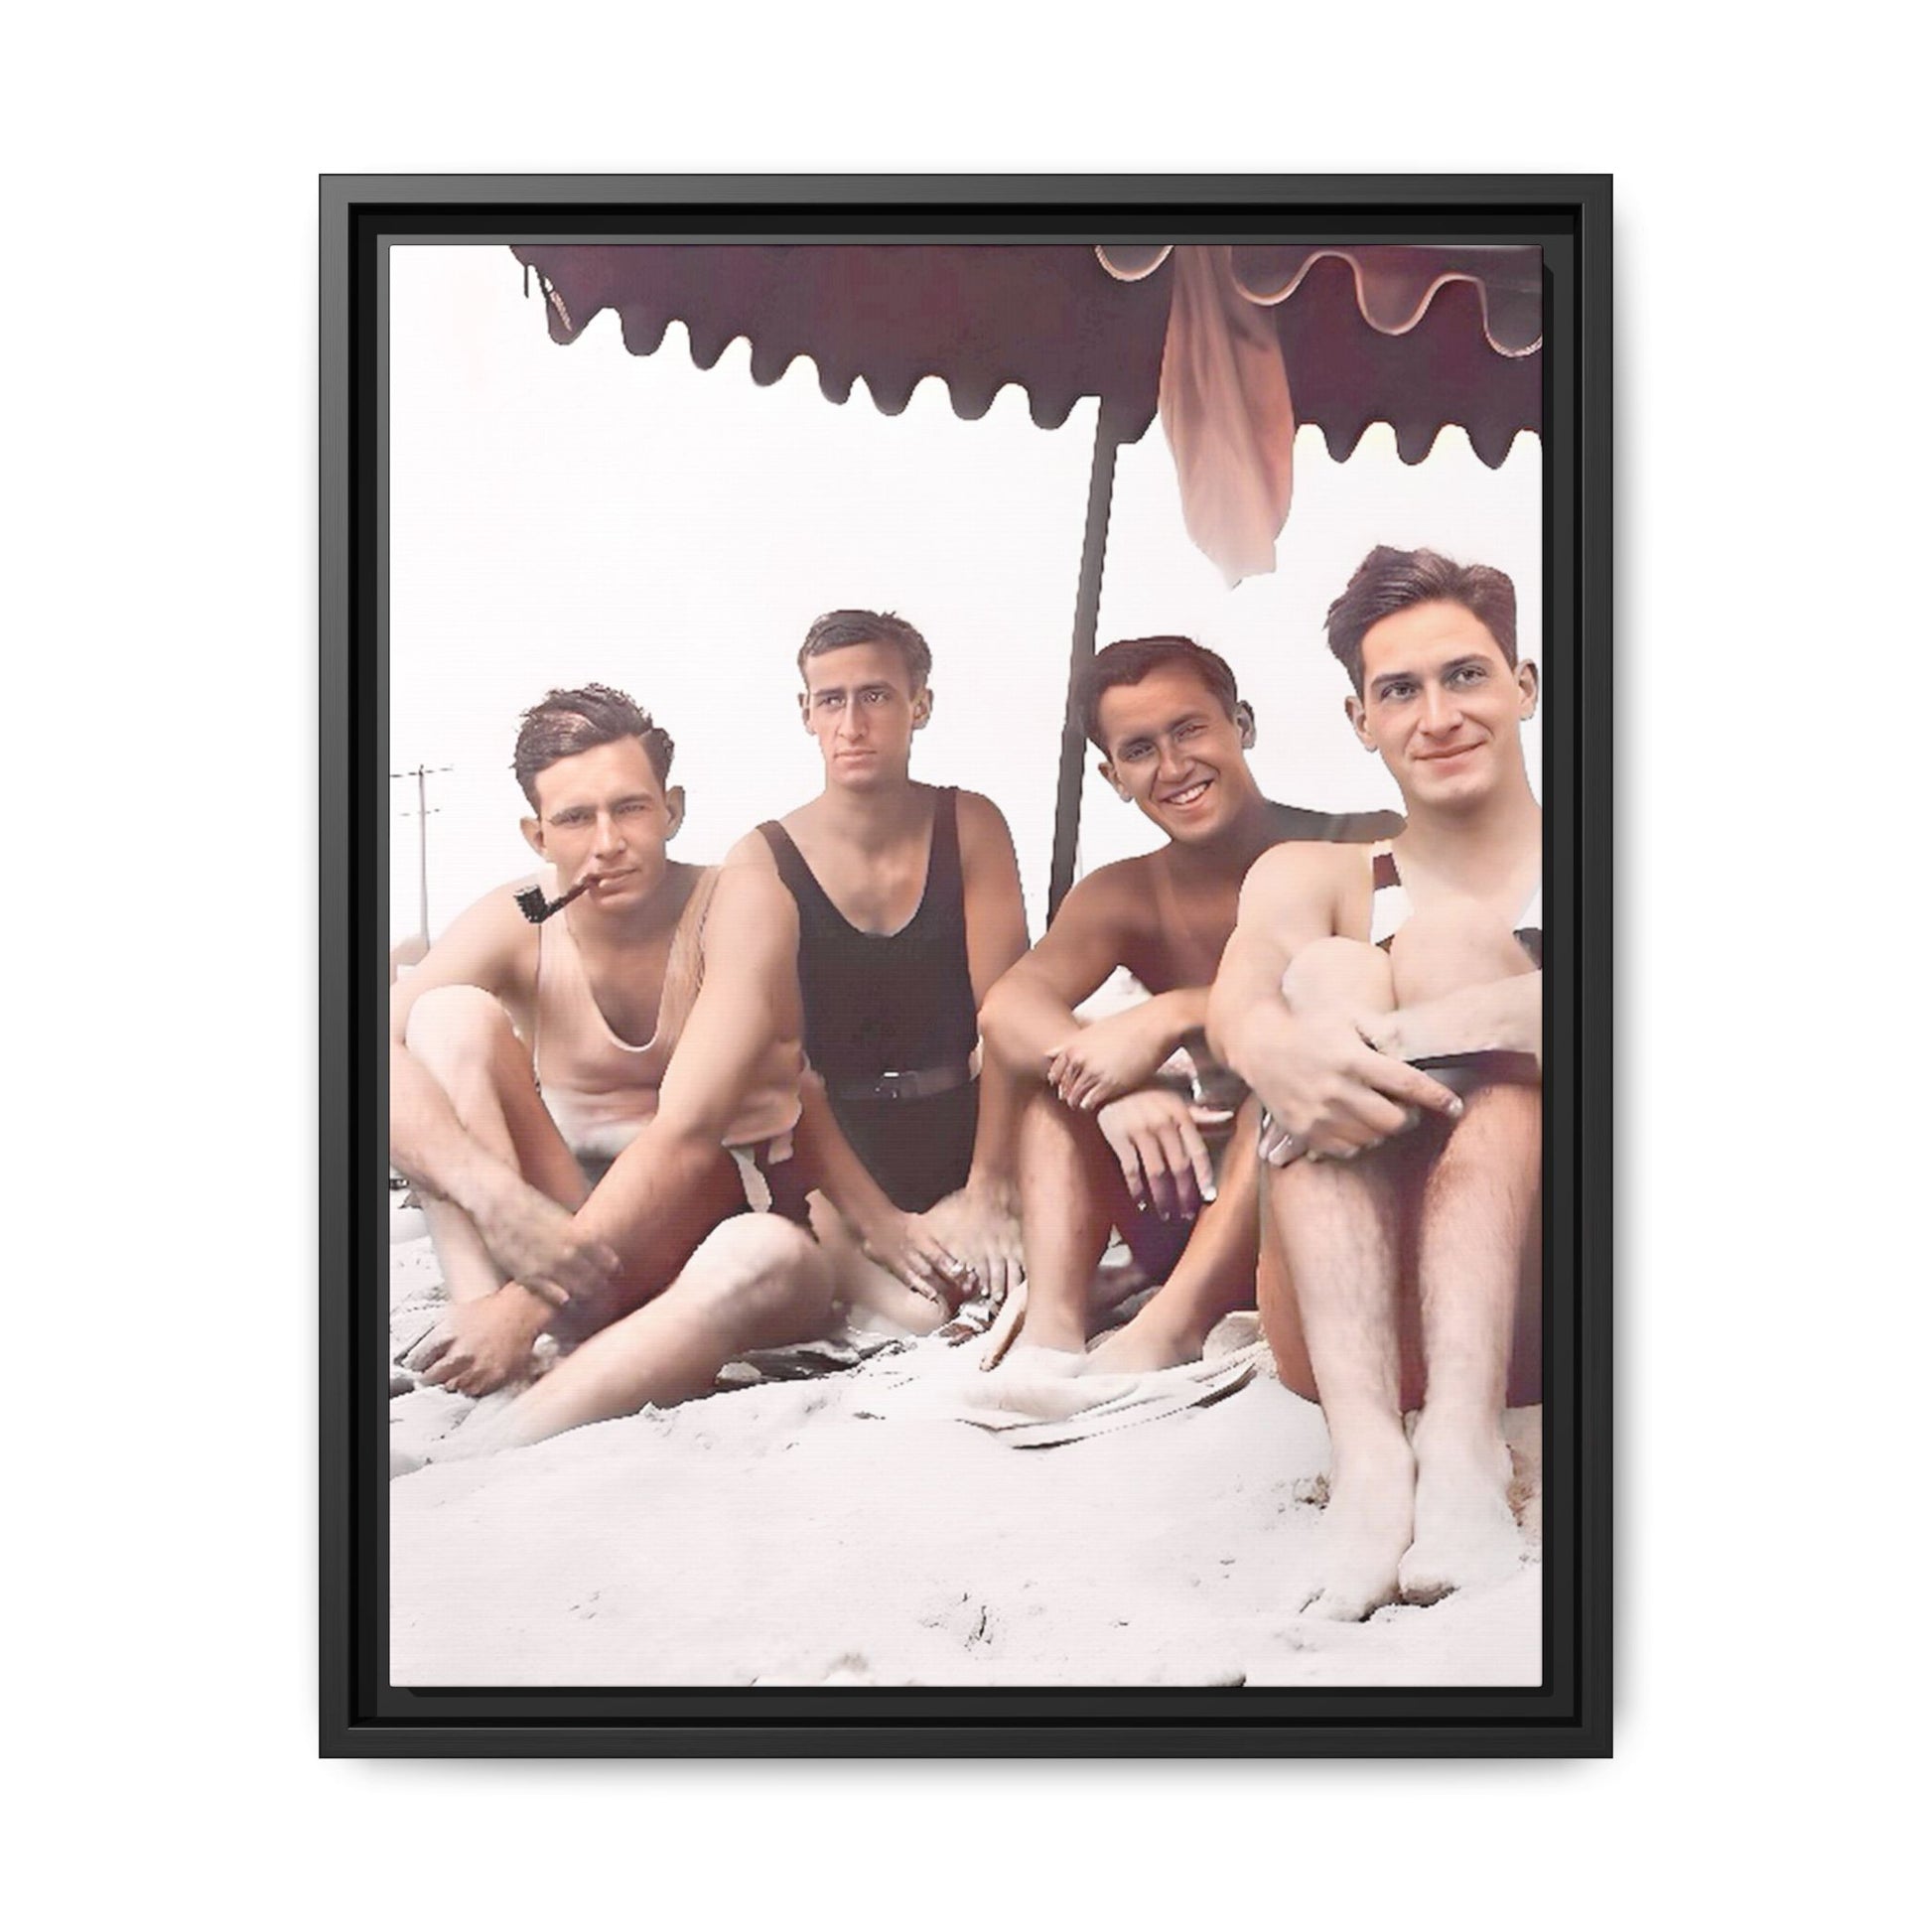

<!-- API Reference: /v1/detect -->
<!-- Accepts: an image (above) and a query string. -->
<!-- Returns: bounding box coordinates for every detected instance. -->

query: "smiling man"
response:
[388,684,844,1443]
[978,635,1398,1375]
[1208,548,1544,1621]
[727,610,1031,1328]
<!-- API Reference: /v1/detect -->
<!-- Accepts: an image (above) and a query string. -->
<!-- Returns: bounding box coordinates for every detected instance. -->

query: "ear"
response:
[1234,700,1257,750]
[797,691,813,731]
[1516,660,1540,720]
[1098,756,1130,802]
[911,684,933,731]
[1344,692,1375,753]
[520,814,546,860]
[662,784,686,840]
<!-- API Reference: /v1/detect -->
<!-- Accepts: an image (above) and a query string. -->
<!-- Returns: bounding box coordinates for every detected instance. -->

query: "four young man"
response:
[390,554,1544,1615]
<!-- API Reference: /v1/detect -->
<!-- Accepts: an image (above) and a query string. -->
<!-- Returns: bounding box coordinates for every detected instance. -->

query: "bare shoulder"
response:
[1051,853,1156,942]
[707,861,798,940]
[953,787,1017,854]
[390,877,539,1031]
[1242,839,1360,906]
[433,877,541,973]
[724,826,780,873]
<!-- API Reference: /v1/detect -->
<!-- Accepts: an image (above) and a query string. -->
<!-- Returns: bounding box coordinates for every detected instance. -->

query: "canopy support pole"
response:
[1046,411,1122,923]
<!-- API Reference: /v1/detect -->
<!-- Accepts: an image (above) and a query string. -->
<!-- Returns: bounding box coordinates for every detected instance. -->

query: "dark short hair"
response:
[511,684,675,808]
[1325,546,1518,695]
[1078,635,1241,752]
[797,609,932,690]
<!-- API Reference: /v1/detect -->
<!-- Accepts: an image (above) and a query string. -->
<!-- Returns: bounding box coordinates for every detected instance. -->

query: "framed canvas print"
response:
[322,174,1610,1755]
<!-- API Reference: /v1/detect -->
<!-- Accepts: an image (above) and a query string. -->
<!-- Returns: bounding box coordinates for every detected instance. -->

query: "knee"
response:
[1282,937,1395,1015]
[684,1216,829,1331]
[404,984,519,1082]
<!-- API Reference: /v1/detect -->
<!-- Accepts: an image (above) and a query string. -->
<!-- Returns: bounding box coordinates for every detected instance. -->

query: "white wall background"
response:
[10,6,1922,1928]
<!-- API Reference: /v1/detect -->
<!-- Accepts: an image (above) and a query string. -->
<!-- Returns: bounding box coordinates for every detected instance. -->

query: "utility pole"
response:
[391,763,452,947]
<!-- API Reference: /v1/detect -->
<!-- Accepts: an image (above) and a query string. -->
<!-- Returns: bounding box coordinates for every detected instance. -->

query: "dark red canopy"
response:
[510,241,1539,467]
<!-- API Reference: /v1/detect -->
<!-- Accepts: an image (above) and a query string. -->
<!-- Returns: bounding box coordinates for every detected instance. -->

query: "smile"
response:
[1163,779,1211,807]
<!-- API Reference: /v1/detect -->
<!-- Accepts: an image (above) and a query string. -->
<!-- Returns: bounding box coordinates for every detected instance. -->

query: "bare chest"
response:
[1128,867,1241,992]
[786,822,933,936]
[568,926,677,1045]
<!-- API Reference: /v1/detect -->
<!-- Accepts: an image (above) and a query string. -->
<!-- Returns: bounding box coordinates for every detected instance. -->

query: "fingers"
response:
[1111,1137,1149,1216]
[549,1240,620,1301]
[1339,1087,1414,1143]
[891,1258,949,1310]
[1184,1120,1219,1207]
[973,1248,1011,1310]
[895,1235,965,1310]
[421,1347,464,1389]
[1359,1051,1464,1121]
[521,1276,573,1311]
[409,1327,453,1374]
[1142,1129,1182,1221]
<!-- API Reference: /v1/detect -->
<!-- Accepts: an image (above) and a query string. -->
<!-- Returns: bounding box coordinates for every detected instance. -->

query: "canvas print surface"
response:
[382,239,1548,1690]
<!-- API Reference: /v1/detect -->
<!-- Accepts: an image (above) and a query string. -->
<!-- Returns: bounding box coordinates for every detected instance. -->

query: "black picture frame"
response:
[322,173,1611,1758]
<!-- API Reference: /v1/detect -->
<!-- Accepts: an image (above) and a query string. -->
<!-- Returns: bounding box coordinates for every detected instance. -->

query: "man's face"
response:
[1096,666,1258,845]
[520,736,683,903]
[1348,600,1537,810]
[798,640,928,789]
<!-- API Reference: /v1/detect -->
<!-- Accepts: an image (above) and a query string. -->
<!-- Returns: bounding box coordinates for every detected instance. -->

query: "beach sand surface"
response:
[388,1233,1541,1688]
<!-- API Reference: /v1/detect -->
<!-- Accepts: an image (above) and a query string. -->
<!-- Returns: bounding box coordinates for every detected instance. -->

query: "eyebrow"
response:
[549,791,654,815]
[1120,710,1207,741]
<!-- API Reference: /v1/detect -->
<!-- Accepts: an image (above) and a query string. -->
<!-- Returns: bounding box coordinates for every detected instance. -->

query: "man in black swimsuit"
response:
[728,610,1031,1325]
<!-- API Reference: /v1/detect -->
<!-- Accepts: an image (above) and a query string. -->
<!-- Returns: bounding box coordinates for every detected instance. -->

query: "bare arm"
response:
[1205,845,1330,1082]
[979,866,1146,1074]
[1368,971,1543,1066]
[387,884,541,1220]
[1209,845,1462,1157]
[954,792,1030,1194]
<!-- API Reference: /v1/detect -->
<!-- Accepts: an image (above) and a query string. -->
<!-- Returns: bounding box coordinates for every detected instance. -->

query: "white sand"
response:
[388,1232,1540,1688]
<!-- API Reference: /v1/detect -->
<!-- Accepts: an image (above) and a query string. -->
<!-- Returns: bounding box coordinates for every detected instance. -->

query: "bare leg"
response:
[562,1139,753,1335]
[463,1216,837,1451]
[1088,1094,1264,1372]
[1399,1082,1541,1601]
[810,1196,950,1336]
[404,986,588,1305]
[1010,1088,1134,1356]
[1261,938,1418,1621]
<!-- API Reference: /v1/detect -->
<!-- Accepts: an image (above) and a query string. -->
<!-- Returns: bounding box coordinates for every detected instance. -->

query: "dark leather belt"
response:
[826,1049,980,1103]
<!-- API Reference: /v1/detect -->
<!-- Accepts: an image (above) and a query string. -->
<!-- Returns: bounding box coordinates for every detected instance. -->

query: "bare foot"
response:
[1399,1419,1521,1604]
[1086,1309,1203,1374]
[974,1342,1110,1419]
[1298,1438,1416,1622]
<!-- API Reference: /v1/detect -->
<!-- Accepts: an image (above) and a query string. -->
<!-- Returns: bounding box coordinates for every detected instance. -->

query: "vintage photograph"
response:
[372,224,1566,1702]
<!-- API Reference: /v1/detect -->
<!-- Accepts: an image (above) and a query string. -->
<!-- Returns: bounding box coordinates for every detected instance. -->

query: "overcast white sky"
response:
[389,244,1542,946]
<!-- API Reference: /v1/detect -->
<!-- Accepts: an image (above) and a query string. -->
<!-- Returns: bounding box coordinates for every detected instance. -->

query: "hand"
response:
[1043,1005,1174,1113]
[858,1209,974,1313]
[1094,1088,1227,1223]
[919,1182,1024,1311]
[1249,1012,1460,1161]
[1355,1010,1406,1061]
[409,1286,549,1397]
[470,1180,621,1311]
